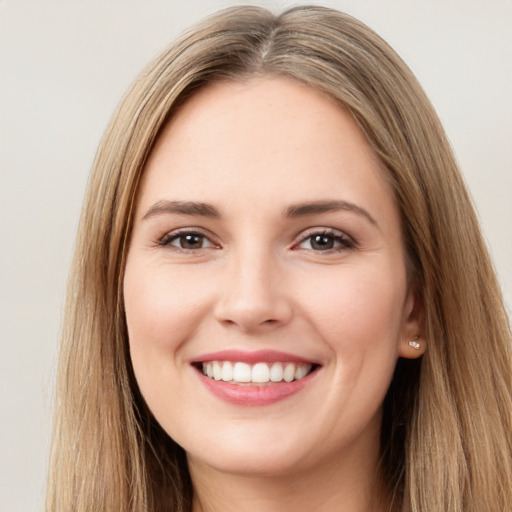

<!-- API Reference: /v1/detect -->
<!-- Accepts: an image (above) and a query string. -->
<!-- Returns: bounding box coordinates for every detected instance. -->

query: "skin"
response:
[124,77,423,512]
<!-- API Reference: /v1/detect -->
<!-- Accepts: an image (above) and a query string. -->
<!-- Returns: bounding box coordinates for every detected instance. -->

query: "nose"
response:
[214,251,293,333]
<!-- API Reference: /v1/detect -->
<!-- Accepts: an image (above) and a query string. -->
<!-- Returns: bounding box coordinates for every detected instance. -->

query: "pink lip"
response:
[190,349,320,407]
[196,369,318,406]
[190,349,318,365]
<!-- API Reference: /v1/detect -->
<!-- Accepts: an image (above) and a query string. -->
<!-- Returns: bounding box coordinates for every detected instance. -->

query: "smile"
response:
[202,361,313,384]
[192,350,320,406]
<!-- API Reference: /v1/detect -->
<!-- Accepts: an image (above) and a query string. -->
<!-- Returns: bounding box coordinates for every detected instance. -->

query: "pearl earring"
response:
[408,336,420,350]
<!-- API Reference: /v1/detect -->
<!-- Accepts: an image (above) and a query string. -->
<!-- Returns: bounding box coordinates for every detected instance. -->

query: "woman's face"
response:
[124,77,422,477]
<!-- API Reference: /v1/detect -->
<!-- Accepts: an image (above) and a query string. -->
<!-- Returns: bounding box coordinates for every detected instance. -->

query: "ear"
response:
[398,286,425,359]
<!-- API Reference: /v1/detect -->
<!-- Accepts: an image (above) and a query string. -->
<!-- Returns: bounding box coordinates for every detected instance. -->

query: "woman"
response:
[46,5,512,511]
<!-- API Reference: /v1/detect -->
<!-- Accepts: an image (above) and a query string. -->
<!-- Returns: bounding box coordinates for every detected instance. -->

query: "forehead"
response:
[137,77,397,225]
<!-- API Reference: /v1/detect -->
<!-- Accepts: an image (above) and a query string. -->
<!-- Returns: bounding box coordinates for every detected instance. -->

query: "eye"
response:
[296,230,355,252]
[159,230,216,250]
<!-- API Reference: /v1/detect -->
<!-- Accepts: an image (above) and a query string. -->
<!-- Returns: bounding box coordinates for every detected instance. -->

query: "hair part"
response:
[47,5,512,511]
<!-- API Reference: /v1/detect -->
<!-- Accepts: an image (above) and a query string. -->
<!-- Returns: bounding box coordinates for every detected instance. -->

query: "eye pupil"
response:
[181,234,203,249]
[311,234,334,250]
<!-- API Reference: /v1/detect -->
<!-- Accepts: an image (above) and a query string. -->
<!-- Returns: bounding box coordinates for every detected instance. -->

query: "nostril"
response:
[214,290,294,331]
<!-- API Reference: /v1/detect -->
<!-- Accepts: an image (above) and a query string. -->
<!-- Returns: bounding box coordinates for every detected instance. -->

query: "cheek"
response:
[297,264,407,425]
[123,260,213,407]
[296,263,406,355]
[123,259,217,431]
[124,260,210,351]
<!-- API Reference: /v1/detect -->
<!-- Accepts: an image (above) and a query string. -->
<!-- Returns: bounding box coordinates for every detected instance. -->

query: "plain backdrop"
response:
[1,1,511,510]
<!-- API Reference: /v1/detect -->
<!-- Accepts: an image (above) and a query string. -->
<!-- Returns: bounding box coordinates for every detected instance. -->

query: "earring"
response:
[408,336,420,350]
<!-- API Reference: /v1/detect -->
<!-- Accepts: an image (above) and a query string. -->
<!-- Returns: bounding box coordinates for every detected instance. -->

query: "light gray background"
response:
[1,1,511,511]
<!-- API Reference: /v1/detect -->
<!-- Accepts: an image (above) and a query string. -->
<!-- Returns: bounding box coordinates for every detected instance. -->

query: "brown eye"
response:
[178,234,205,249]
[296,230,355,252]
[160,231,215,250]
[310,234,335,250]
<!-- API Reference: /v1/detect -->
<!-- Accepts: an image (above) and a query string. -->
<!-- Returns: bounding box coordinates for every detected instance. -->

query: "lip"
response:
[190,349,319,365]
[190,349,320,406]
[196,369,318,406]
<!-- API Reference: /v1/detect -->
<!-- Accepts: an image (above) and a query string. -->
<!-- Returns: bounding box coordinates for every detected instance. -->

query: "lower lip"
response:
[196,369,317,406]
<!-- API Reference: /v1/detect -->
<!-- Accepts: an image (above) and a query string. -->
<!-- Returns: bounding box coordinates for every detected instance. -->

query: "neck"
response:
[188,439,390,512]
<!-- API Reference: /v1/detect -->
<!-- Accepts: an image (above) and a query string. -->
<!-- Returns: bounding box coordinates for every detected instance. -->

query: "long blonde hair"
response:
[47,6,512,511]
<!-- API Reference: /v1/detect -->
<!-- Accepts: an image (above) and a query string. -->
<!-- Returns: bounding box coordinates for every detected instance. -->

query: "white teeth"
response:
[252,362,270,383]
[212,361,222,380]
[201,361,313,384]
[283,363,295,382]
[233,362,252,383]
[270,362,284,382]
[221,361,233,382]
[295,364,309,380]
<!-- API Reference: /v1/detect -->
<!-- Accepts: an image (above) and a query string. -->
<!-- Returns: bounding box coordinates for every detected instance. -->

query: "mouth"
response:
[198,360,317,385]
[191,350,321,406]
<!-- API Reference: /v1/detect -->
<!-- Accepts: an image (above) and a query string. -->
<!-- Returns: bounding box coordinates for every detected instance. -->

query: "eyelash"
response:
[157,229,218,251]
[294,229,356,253]
[156,228,356,253]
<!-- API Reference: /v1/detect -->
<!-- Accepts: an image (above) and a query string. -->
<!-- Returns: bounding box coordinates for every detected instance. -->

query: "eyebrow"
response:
[142,199,378,229]
[142,200,221,220]
[285,200,379,228]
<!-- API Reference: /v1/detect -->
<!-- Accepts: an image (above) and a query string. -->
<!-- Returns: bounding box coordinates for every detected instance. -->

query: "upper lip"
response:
[190,349,320,365]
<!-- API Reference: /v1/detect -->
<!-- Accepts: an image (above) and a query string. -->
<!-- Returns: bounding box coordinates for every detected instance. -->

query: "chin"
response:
[180,405,383,480]
[187,445,310,478]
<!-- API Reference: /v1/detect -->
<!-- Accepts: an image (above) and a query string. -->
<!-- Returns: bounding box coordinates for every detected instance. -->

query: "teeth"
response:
[283,363,295,382]
[221,361,233,381]
[202,361,313,384]
[252,362,270,383]
[270,362,283,382]
[212,361,222,381]
[233,362,252,383]
[295,364,309,380]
